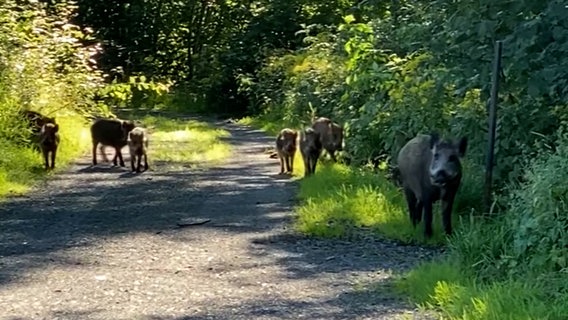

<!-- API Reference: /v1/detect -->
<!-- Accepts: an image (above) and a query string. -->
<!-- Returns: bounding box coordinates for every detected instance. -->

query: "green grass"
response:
[395,260,568,320]
[238,114,305,137]
[295,163,452,244]
[0,113,90,198]
[137,115,232,167]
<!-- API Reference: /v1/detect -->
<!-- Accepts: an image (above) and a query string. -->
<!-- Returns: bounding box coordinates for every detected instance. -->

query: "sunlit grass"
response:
[238,115,287,137]
[294,163,450,244]
[139,115,231,167]
[0,113,90,198]
[394,260,568,320]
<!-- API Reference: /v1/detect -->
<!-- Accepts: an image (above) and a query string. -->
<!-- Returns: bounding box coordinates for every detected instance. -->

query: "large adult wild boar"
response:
[90,118,136,167]
[396,133,468,238]
[275,128,298,175]
[311,117,343,162]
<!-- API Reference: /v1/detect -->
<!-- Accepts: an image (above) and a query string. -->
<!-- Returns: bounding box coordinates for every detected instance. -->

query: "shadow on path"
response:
[0,115,438,319]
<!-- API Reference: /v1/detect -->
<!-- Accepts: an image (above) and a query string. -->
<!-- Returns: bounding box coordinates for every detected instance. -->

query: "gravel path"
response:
[0,118,438,320]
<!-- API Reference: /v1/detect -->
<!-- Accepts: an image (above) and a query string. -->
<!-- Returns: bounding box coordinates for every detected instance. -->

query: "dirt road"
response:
[0,118,436,319]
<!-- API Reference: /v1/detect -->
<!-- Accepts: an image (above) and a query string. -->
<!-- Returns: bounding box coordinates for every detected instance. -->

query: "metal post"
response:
[484,40,503,214]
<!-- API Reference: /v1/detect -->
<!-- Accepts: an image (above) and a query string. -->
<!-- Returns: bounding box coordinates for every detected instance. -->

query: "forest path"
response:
[0,117,436,320]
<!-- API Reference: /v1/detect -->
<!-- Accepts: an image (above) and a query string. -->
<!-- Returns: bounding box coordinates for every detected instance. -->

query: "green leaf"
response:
[343,15,356,24]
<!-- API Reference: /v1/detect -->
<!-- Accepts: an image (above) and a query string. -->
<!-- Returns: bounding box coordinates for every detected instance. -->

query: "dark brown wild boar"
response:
[396,133,468,238]
[299,127,322,177]
[311,117,344,162]
[90,118,136,167]
[39,122,60,170]
[127,127,149,173]
[275,128,298,175]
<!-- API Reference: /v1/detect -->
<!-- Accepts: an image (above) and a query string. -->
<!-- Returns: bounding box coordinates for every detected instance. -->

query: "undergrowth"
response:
[0,112,90,198]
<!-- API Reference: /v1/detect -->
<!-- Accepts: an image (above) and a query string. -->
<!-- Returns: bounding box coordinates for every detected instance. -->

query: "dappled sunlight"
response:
[138,115,232,166]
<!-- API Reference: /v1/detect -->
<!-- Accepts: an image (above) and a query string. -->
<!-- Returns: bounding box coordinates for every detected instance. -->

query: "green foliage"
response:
[96,75,173,111]
[0,0,103,198]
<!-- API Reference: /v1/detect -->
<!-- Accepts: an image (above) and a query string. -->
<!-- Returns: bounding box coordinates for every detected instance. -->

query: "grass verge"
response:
[395,259,568,319]
[295,164,452,244]
[0,113,90,198]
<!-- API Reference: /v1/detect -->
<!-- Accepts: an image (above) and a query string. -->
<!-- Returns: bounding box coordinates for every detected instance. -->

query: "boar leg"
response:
[441,195,456,236]
[43,150,50,170]
[136,152,142,173]
[143,152,149,171]
[287,154,294,173]
[278,153,285,174]
[310,155,318,175]
[50,149,56,169]
[92,142,98,165]
[303,156,311,177]
[415,201,423,225]
[422,196,434,238]
[403,188,419,227]
[328,149,337,162]
[116,147,125,167]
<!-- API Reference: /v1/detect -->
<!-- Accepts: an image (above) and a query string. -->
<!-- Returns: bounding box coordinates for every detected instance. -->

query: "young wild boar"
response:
[39,122,60,170]
[299,127,322,177]
[275,128,298,175]
[127,127,149,173]
[23,110,56,135]
[90,118,136,167]
[311,117,344,162]
[396,133,468,238]
[21,110,56,149]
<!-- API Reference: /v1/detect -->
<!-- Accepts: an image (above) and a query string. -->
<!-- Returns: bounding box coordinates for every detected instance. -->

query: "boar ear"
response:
[457,137,468,157]
[429,132,440,149]
[53,123,59,133]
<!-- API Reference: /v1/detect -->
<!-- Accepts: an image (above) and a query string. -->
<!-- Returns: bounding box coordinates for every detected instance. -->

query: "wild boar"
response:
[90,118,136,167]
[396,133,468,238]
[299,127,322,177]
[127,127,149,173]
[39,122,60,170]
[311,117,344,162]
[275,128,298,175]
